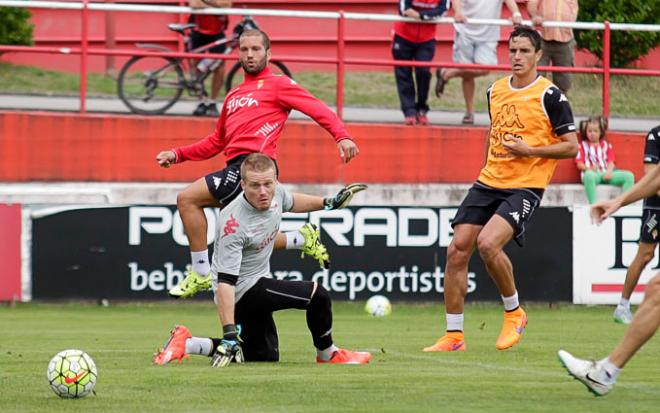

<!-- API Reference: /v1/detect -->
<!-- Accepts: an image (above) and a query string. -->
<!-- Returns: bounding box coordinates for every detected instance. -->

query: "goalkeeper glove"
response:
[323,183,368,210]
[211,324,244,367]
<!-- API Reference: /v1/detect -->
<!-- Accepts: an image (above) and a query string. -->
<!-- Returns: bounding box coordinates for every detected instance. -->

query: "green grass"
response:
[1,301,658,412]
[1,61,659,117]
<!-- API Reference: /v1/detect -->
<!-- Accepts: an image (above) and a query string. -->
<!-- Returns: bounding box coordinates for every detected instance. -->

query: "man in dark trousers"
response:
[392,0,450,126]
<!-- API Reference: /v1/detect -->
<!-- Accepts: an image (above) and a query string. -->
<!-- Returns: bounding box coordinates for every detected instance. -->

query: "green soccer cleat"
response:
[299,223,330,269]
[168,269,212,299]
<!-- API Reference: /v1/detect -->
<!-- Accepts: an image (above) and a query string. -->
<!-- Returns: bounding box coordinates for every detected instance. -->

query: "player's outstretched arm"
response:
[289,183,368,213]
[592,164,660,224]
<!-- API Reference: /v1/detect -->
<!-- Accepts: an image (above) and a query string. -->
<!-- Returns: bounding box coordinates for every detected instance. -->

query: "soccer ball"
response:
[365,295,392,317]
[47,349,97,398]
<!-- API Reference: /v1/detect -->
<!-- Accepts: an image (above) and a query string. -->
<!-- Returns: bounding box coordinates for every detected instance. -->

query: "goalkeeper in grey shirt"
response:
[154,153,371,365]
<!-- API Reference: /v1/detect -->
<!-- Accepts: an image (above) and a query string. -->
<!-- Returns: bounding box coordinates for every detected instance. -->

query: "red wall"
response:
[0,111,645,184]
[0,204,22,301]
[3,0,658,73]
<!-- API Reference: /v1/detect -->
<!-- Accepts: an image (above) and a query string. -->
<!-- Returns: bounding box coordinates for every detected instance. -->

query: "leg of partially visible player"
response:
[168,178,221,298]
[477,215,527,350]
[423,223,480,352]
[611,274,660,367]
[614,241,656,324]
[559,274,660,396]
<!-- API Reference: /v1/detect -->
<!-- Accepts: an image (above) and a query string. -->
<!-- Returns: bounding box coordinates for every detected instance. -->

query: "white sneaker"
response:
[557,350,615,396]
[613,306,633,324]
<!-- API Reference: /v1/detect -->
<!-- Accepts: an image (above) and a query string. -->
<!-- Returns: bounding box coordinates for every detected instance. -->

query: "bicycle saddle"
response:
[168,23,196,34]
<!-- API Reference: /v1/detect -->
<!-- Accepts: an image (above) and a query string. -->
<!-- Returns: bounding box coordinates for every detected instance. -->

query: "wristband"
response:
[223,324,238,340]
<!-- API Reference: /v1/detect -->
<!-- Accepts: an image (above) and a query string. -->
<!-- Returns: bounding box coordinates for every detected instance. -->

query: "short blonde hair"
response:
[240,153,276,177]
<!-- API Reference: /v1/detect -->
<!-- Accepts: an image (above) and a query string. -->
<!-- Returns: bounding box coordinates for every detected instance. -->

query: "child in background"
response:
[575,116,635,204]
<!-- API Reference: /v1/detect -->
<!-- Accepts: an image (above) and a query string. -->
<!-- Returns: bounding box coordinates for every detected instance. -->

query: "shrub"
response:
[575,0,660,68]
[0,7,33,46]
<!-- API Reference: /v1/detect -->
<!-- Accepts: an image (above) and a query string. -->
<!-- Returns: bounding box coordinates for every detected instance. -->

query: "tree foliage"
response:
[0,7,33,46]
[575,0,660,67]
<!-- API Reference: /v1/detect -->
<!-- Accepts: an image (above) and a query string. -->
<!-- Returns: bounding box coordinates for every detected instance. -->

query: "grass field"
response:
[1,61,659,118]
[1,301,658,412]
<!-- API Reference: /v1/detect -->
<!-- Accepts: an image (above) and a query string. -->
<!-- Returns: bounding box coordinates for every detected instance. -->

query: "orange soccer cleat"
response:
[496,307,528,350]
[317,349,372,364]
[422,331,466,352]
[153,325,192,365]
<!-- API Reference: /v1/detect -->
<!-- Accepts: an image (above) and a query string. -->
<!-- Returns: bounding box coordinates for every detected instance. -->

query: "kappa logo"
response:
[648,133,656,141]
[509,211,520,224]
[213,176,222,189]
[222,214,240,238]
[492,104,524,129]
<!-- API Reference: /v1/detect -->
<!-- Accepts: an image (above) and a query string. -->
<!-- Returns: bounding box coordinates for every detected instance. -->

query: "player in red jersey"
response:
[156,29,360,299]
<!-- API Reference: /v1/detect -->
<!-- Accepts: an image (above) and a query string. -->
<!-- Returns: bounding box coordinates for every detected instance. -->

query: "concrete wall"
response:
[0,111,646,184]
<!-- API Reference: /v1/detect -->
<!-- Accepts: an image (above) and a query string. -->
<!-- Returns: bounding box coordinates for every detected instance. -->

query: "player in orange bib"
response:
[424,26,578,352]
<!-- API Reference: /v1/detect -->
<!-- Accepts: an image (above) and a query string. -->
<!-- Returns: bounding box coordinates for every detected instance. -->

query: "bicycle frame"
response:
[133,29,237,92]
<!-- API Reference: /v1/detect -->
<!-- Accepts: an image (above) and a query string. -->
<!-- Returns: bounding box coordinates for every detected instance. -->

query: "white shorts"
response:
[453,32,498,65]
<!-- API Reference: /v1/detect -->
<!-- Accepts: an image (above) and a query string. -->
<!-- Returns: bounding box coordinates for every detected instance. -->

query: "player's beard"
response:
[241,56,268,75]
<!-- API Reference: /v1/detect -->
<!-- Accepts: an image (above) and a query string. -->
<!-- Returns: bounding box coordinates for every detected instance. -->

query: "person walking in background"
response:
[434,0,522,125]
[612,124,660,325]
[527,0,578,95]
[559,161,660,396]
[424,26,577,353]
[575,116,635,204]
[189,0,231,117]
[392,0,450,126]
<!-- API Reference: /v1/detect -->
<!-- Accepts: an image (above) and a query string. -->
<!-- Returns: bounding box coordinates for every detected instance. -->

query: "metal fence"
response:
[0,0,659,118]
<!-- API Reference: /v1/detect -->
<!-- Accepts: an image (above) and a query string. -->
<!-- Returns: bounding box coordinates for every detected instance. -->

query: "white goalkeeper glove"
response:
[323,183,368,210]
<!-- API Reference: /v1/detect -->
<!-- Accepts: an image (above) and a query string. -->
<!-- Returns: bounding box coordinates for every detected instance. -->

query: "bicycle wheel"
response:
[224,60,292,94]
[117,55,185,115]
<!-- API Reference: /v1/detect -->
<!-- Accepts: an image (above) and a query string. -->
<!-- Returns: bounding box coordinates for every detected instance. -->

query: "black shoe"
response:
[206,103,219,117]
[193,103,208,116]
[435,68,447,98]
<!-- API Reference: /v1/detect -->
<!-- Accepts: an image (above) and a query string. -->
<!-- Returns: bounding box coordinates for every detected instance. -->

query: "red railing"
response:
[0,2,659,119]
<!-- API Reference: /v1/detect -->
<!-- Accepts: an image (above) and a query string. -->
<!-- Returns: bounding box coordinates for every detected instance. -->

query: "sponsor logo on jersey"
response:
[226,93,259,114]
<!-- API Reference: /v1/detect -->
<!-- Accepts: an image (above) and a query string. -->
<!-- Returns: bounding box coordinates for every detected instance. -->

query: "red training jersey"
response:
[174,67,351,163]
[191,15,228,35]
[393,0,449,43]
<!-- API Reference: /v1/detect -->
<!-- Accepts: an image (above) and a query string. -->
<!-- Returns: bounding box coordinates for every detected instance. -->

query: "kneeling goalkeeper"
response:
[154,153,370,365]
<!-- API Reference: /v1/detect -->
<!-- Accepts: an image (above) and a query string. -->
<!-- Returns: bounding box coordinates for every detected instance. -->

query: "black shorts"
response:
[204,155,279,206]
[639,208,660,244]
[189,30,227,54]
[235,277,315,362]
[452,182,543,247]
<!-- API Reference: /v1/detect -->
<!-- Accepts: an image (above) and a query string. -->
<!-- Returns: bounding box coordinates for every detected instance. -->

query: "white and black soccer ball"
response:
[47,349,97,398]
[365,295,392,317]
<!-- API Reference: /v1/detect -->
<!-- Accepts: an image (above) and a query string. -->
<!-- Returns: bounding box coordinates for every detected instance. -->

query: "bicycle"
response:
[117,15,292,115]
